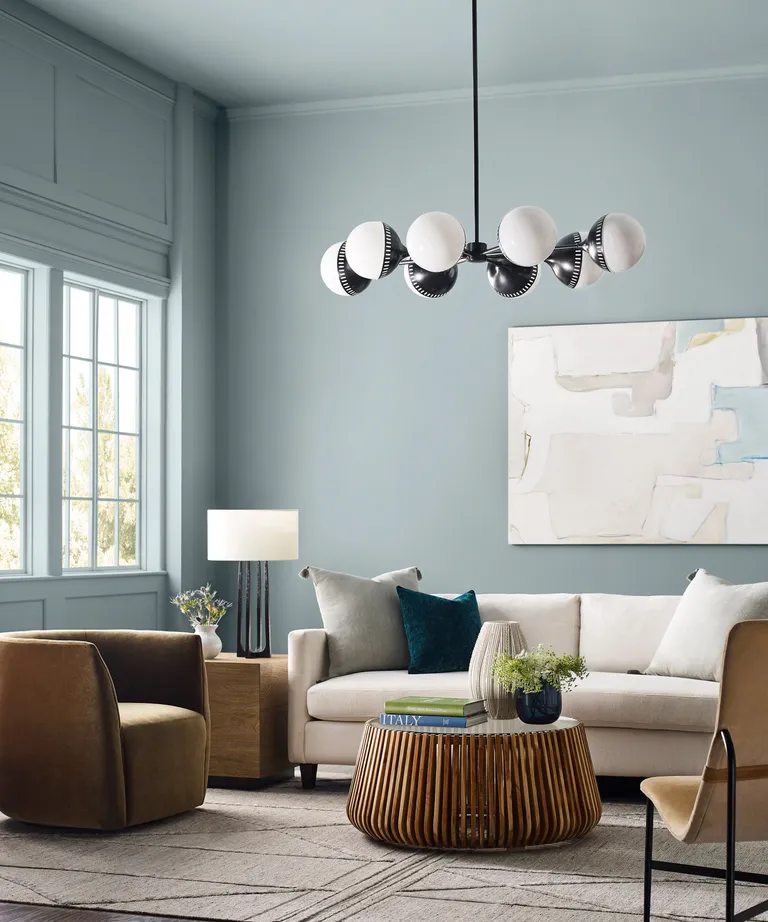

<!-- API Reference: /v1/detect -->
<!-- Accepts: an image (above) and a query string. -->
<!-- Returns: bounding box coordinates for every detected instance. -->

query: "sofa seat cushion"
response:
[118,703,208,826]
[562,672,719,733]
[307,671,470,721]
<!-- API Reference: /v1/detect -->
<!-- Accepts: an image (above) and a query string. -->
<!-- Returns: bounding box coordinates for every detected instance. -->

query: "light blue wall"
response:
[0,0,220,630]
[219,75,768,653]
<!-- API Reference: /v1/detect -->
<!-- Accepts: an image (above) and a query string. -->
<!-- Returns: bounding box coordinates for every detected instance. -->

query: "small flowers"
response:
[170,584,232,626]
[492,645,588,695]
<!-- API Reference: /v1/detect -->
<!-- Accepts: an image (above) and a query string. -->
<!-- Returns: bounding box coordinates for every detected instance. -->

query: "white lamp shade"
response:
[207,509,299,561]
[497,205,557,267]
[406,212,466,272]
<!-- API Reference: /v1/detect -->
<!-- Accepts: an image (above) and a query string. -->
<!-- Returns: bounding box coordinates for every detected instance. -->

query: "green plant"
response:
[170,584,232,627]
[492,645,588,695]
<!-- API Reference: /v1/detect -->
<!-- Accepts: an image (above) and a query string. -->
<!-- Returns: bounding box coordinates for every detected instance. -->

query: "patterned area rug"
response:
[0,776,767,921]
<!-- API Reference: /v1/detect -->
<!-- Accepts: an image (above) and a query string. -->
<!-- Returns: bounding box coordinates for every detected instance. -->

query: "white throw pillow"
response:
[646,570,768,681]
[299,566,421,677]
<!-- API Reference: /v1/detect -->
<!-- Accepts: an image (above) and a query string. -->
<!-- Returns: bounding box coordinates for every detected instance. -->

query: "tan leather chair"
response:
[641,620,768,922]
[0,630,210,830]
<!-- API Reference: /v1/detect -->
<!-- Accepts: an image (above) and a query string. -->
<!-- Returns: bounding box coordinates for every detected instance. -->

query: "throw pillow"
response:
[299,566,421,677]
[397,587,482,674]
[646,569,768,681]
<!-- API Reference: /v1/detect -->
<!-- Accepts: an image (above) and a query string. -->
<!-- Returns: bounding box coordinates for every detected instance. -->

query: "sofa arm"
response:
[288,629,329,764]
[0,636,126,829]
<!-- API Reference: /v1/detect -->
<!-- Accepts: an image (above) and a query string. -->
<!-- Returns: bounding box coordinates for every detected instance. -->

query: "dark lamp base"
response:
[236,560,272,658]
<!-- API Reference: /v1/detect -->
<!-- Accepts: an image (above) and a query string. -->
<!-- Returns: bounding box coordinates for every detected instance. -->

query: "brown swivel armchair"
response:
[642,620,768,922]
[0,630,210,830]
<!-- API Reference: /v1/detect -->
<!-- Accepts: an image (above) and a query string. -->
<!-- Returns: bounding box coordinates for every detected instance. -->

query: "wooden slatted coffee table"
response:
[346,716,601,849]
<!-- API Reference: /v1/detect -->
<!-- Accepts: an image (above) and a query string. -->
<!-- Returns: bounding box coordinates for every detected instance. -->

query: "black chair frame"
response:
[644,729,768,922]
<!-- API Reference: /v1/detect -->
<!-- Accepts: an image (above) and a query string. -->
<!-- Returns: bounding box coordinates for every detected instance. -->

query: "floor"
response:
[0,907,174,922]
[0,772,646,922]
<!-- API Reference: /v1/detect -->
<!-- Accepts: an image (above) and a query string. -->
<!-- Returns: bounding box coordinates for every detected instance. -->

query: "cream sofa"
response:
[289,592,717,787]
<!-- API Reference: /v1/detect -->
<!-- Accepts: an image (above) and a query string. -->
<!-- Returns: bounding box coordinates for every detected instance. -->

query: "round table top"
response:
[368,716,580,737]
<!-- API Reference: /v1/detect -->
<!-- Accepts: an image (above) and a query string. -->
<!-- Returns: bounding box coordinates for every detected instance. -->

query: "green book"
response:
[384,696,486,718]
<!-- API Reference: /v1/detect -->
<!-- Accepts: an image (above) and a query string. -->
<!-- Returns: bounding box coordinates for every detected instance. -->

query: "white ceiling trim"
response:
[227,63,768,122]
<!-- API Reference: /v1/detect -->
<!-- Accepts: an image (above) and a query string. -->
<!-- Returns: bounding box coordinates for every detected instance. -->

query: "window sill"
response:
[0,570,167,584]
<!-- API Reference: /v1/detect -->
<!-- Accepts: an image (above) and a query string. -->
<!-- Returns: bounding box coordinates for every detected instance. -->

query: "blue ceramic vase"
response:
[515,681,562,725]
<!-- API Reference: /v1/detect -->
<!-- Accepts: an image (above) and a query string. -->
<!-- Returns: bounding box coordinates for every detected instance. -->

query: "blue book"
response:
[380,712,487,728]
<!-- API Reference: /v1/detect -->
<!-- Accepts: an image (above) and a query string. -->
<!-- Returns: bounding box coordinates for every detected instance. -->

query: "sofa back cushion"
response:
[580,593,680,672]
[437,594,580,655]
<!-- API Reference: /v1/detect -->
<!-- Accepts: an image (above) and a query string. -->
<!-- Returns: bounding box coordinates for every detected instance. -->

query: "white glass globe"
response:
[406,212,465,273]
[575,252,603,289]
[497,206,557,267]
[344,221,405,279]
[320,241,370,296]
[345,221,387,279]
[320,242,349,296]
[599,213,646,272]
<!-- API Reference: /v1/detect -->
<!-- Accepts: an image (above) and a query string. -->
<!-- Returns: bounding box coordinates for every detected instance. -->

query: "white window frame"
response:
[0,258,30,575]
[62,281,144,572]
[0,251,164,580]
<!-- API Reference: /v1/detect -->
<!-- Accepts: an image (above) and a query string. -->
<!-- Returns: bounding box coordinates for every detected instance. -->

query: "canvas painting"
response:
[508,318,768,544]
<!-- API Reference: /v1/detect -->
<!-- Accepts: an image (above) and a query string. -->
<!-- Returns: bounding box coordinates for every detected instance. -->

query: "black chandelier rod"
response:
[471,0,480,246]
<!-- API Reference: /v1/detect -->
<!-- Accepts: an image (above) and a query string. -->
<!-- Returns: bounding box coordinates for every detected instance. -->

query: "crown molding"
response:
[227,63,768,122]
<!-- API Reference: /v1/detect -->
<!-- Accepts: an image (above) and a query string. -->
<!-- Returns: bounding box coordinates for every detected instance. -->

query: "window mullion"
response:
[91,291,98,569]
[114,294,120,567]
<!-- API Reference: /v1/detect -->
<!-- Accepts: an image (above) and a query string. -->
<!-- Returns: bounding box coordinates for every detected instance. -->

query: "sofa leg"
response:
[300,763,318,790]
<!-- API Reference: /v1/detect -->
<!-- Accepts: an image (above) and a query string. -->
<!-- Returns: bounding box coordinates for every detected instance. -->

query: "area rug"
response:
[0,776,767,922]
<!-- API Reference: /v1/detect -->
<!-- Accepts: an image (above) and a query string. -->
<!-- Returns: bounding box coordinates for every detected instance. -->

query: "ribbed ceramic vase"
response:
[468,620,526,719]
[195,624,222,660]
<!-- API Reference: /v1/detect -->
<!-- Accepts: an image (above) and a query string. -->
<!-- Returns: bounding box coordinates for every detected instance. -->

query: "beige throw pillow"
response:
[299,566,421,677]
[646,569,768,682]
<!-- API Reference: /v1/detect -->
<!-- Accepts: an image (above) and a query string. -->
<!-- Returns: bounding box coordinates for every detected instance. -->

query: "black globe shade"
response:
[337,242,371,295]
[405,262,459,298]
[487,259,538,298]
[546,232,583,288]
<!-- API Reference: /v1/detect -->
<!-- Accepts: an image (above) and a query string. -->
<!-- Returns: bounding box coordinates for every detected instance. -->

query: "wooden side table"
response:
[205,653,293,784]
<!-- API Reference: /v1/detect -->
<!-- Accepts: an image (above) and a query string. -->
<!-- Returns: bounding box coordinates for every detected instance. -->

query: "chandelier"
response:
[321,0,646,299]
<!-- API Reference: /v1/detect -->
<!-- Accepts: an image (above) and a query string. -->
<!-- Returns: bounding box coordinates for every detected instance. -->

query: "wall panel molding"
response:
[0,0,175,102]
[0,573,166,631]
[0,0,176,275]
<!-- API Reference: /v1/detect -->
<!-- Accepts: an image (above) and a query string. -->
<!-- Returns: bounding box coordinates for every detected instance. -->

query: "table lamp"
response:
[207,509,299,658]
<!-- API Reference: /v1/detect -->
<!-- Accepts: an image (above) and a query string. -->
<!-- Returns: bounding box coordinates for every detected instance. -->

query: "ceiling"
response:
[27,0,768,109]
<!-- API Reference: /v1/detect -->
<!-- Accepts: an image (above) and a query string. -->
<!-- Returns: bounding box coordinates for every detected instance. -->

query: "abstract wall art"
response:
[508,318,768,544]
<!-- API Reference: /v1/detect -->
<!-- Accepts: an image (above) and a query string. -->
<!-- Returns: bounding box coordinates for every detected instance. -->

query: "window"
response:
[63,284,141,570]
[0,253,159,580]
[0,263,26,572]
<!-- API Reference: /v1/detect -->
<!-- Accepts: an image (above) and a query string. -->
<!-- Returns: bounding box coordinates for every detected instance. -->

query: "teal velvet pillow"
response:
[396,587,482,674]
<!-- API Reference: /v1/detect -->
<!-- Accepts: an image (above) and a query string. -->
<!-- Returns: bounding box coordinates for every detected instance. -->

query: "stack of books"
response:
[380,696,488,728]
